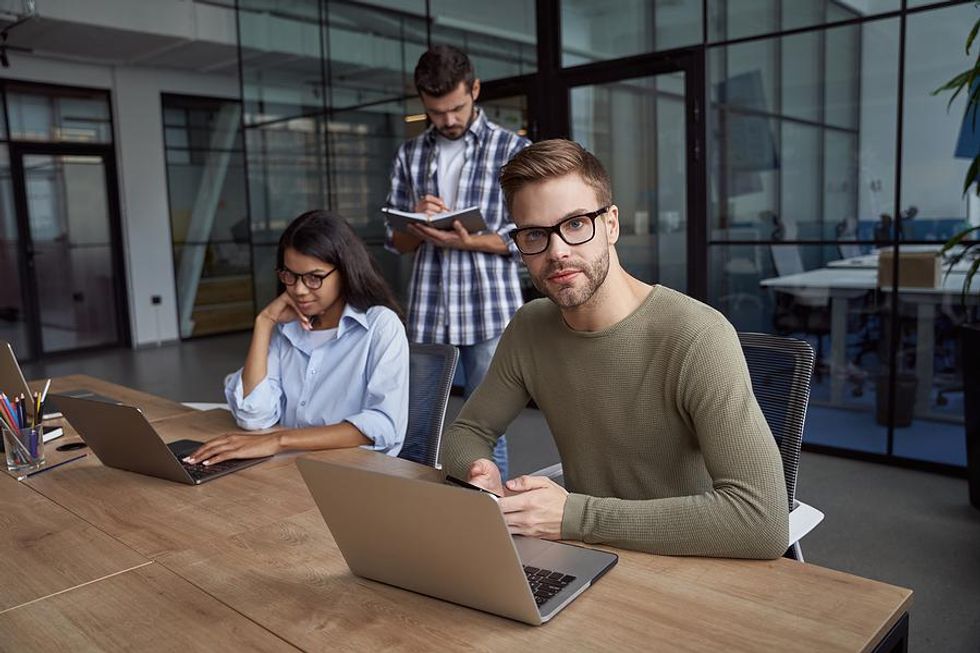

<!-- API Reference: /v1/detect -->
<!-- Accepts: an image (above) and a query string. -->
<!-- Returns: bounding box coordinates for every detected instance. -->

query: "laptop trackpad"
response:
[167,439,205,458]
[513,535,555,563]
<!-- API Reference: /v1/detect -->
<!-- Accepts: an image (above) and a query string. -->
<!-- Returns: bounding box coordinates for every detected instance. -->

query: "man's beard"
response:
[530,248,610,309]
[436,105,476,140]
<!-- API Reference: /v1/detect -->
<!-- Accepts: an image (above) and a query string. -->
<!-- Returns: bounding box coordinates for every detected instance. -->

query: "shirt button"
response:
[311,369,317,375]
[300,401,307,407]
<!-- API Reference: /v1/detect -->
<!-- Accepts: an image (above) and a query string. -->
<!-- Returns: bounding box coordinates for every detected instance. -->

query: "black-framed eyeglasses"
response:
[276,266,337,290]
[510,206,610,255]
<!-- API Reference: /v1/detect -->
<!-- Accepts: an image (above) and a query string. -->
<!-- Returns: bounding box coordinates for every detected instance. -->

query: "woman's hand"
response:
[257,292,312,331]
[184,432,284,466]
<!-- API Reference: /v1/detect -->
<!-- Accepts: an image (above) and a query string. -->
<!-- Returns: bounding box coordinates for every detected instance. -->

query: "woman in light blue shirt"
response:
[186,210,409,465]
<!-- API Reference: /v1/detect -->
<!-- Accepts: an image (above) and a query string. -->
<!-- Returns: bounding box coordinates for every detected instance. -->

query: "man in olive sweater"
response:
[441,139,789,559]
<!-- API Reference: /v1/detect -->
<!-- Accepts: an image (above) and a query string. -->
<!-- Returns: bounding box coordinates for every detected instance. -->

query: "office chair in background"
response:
[398,343,459,468]
[533,332,823,561]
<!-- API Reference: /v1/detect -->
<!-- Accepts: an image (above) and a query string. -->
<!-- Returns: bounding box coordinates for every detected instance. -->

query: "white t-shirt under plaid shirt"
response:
[385,109,530,345]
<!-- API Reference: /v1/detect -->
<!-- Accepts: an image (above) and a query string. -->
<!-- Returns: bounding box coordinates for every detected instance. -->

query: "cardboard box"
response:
[877,248,941,288]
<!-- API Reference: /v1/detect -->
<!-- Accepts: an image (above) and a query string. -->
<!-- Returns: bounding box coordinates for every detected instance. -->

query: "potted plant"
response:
[934,5,980,508]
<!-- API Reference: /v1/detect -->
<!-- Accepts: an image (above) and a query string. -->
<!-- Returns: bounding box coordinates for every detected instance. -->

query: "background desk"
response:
[1,376,913,652]
[761,268,978,415]
[827,252,976,272]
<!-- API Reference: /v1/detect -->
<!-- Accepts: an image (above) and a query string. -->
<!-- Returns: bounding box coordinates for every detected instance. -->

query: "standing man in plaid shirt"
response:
[386,45,529,479]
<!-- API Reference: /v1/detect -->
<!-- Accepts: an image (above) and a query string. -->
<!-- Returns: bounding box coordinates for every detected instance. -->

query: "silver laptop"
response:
[0,340,116,418]
[53,394,269,484]
[297,457,617,625]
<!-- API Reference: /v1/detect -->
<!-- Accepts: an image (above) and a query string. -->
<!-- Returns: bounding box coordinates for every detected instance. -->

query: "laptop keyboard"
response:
[523,566,576,607]
[182,459,241,480]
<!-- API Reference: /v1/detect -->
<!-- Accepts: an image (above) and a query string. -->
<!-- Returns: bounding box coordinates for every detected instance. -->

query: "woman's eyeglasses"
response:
[277,266,337,290]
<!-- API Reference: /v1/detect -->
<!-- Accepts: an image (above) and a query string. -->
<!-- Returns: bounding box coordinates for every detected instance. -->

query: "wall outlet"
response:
[151,295,162,305]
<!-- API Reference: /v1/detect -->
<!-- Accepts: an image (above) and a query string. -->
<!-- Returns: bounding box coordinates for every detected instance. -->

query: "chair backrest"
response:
[769,243,806,277]
[738,332,815,511]
[398,343,459,468]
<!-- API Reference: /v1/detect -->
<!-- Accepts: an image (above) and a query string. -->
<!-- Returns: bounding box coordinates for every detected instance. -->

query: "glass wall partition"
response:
[233,0,980,473]
[163,94,252,338]
[707,14,903,458]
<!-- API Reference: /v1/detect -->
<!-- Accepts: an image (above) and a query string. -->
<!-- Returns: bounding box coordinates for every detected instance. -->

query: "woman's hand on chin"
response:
[258,292,312,331]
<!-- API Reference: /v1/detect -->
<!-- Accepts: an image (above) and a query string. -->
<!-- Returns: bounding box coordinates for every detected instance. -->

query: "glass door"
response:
[570,71,691,292]
[13,149,127,356]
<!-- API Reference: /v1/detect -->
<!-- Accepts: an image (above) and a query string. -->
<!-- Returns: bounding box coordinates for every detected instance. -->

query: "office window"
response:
[163,95,252,339]
[708,19,897,242]
[0,146,28,356]
[901,2,977,242]
[0,90,6,140]
[6,85,112,143]
[561,0,701,67]
[324,1,427,110]
[237,0,326,126]
[430,0,536,80]
[892,3,980,464]
[707,0,896,42]
[246,116,329,308]
[571,73,688,291]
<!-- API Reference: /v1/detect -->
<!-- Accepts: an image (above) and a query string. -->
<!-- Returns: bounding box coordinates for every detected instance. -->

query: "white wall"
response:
[5,52,238,348]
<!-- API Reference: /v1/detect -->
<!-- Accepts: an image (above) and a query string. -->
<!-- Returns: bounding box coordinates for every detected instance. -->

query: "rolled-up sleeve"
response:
[344,312,409,455]
[224,330,284,430]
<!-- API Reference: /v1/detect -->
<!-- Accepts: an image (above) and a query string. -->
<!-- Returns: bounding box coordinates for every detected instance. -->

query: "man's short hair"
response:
[500,139,613,212]
[414,45,475,97]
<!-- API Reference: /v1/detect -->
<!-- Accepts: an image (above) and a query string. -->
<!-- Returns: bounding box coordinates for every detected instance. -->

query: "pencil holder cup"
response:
[2,424,44,473]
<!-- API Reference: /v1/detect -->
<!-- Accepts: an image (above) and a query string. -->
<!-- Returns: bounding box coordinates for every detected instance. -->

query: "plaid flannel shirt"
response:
[385,109,530,345]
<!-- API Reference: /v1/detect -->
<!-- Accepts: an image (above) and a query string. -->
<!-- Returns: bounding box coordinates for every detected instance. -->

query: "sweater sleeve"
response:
[560,321,790,559]
[441,317,531,479]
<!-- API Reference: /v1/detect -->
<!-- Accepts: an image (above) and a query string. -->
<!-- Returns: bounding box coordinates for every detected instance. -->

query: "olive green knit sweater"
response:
[442,286,789,559]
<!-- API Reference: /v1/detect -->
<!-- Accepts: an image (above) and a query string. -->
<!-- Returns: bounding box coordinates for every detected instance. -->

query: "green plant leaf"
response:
[941,224,980,253]
[960,257,980,309]
[963,156,980,195]
[968,18,980,55]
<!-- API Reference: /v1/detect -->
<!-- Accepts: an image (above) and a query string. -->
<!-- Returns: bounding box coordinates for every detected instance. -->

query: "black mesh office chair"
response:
[738,332,823,560]
[398,343,459,468]
[533,332,823,561]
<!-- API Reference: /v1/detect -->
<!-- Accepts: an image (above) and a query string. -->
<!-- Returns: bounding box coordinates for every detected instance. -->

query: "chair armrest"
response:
[531,463,563,479]
[788,500,824,546]
[182,402,231,412]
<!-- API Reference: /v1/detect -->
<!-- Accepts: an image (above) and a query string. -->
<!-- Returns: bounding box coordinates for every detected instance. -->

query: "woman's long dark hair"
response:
[277,210,402,317]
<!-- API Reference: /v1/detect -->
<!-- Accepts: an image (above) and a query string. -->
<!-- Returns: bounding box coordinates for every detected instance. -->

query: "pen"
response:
[17,453,87,480]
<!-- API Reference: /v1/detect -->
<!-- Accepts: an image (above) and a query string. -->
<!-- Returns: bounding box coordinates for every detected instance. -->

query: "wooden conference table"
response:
[1,375,912,651]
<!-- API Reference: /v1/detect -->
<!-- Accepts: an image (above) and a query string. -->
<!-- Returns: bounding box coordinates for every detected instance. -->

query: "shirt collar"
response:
[424,106,488,146]
[280,303,369,352]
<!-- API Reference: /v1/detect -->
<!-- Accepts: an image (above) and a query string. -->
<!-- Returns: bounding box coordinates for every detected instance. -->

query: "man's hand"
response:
[414,194,449,215]
[498,475,569,540]
[409,220,475,250]
[184,432,283,466]
[466,458,506,497]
